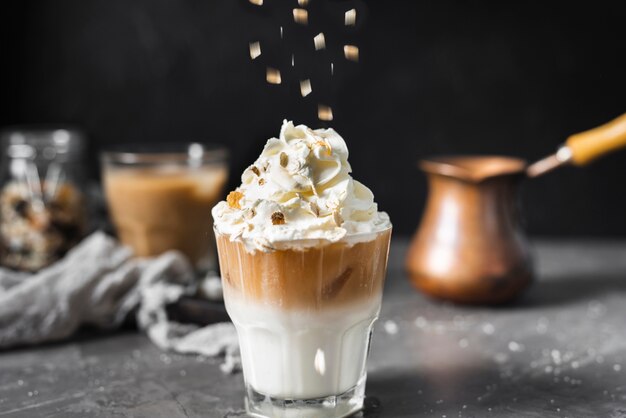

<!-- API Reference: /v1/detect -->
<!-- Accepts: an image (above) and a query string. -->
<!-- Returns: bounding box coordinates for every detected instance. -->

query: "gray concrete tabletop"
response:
[1,238,626,418]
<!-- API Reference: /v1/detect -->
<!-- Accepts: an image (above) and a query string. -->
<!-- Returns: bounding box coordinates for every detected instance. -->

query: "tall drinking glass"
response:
[215,226,392,418]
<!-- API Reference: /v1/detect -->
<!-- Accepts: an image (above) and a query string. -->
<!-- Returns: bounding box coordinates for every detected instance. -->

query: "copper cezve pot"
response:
[406,112,626,304]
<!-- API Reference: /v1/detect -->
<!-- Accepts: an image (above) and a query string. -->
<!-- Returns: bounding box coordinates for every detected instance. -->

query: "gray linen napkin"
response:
[0,232,240,373]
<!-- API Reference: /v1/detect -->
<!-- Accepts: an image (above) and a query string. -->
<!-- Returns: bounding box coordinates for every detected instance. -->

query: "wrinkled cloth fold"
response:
[0,232,239,372]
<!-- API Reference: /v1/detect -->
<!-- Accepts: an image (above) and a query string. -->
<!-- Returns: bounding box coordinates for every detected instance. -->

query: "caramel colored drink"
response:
[213,121,392,418]
[216,229,391,412]
[102,144,227,271]
[216,230,390,311]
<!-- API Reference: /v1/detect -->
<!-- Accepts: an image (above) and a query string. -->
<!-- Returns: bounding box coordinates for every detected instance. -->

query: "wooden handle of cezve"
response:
[565,112,626,166]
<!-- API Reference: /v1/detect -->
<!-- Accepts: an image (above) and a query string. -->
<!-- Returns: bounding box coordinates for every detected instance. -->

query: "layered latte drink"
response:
[212,121,391,418]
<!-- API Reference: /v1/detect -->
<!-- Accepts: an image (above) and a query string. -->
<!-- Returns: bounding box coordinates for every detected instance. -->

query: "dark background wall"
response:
[1,0,626,237]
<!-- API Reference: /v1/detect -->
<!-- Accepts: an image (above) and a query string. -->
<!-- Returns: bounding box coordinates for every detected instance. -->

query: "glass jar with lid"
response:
[0,127,88,271]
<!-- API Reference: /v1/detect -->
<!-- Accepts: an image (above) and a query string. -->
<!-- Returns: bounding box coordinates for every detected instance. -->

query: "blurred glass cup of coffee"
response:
[101,144,228,273]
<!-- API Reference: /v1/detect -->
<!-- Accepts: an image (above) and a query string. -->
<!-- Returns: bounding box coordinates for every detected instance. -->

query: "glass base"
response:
[245,376,366,418]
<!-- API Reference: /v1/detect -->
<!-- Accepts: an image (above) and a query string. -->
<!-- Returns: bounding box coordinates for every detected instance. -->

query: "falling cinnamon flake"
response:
[266,67,282,84]
[300,79,312,97]
[293,8,308,24]
[249,0,263,5]
[318,105,333,121]
[345,9,356,26]
[227,191,244,209]
[271,211,286,225]
[249,42,261,60]
[314,33,326,50]
[344,45,359,62]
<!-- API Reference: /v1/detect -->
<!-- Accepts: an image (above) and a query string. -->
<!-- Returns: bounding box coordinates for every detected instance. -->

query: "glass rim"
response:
[0,125,85,142]
[1,126,86,161]
[213,223,392,247]
[101,142,228,165]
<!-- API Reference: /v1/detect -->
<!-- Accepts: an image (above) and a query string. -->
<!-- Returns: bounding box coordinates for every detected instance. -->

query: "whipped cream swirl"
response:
[212,120,391,252]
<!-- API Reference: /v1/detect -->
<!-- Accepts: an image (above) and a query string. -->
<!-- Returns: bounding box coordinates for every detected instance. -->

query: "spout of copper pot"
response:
[527,112,626,178]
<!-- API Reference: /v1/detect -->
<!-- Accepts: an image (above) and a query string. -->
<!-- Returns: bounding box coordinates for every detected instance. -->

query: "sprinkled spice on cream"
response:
[212,121,390,252]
